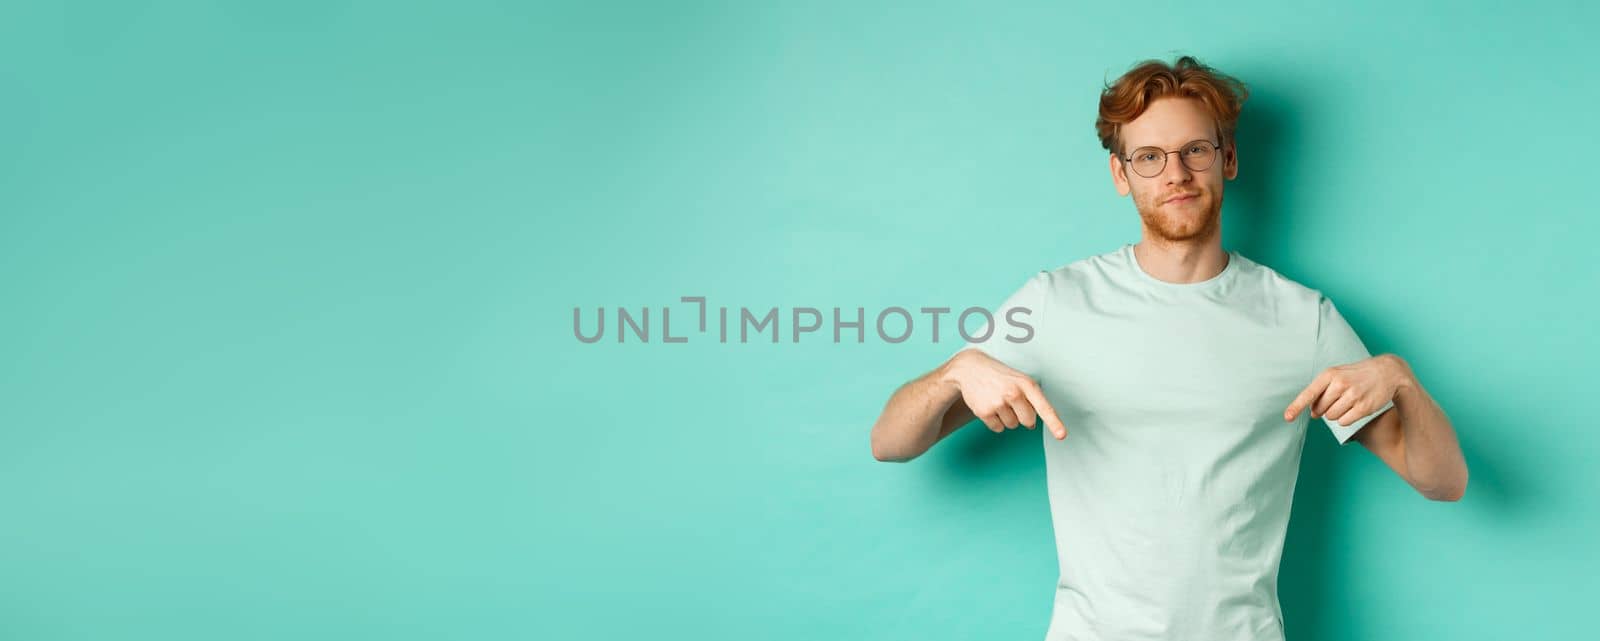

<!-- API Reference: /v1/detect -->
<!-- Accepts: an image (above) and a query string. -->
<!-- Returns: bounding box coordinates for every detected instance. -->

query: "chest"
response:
[1032,297,1314,432]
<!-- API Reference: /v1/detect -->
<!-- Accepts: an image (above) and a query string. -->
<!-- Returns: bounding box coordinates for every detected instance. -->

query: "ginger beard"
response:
[1131,184,1222,244]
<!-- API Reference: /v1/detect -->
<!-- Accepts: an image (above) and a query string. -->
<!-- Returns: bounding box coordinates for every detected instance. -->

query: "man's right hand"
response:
[941,349,1068,440]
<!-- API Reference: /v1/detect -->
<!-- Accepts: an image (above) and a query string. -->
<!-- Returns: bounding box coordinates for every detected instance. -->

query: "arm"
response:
[868,360,973,463]
[1350,354,1469,501]
[870,349,1068,463]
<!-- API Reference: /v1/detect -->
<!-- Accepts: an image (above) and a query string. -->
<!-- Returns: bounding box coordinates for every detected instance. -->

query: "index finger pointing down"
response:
[1023,383,1068,440]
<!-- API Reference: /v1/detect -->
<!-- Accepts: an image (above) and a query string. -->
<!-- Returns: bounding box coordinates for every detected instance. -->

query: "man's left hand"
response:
[1283,354,1412,426]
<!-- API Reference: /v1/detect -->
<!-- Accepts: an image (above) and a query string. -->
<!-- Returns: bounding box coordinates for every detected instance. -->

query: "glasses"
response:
[1120,139,1225,178]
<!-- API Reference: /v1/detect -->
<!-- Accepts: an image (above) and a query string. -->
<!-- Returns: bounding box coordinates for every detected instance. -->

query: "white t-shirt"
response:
[957,242,1393,641]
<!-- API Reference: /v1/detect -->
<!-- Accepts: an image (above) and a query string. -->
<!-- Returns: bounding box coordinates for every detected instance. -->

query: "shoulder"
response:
[1030,246,1124,288]
[1009,245,1142,303]
[1231,252,1328,307]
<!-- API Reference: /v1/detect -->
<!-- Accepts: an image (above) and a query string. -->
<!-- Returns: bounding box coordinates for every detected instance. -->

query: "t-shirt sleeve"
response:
[950,270,1049,379]
[1313,293,1395,445]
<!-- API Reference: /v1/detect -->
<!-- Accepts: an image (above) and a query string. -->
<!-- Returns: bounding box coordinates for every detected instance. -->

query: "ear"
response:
[1222,142,1238,181]
[1110,152,1131,196]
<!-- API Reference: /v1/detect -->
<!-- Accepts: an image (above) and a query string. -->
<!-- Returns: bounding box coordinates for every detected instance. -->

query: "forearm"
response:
[870,360,964,462]
[1391,358,1469,501]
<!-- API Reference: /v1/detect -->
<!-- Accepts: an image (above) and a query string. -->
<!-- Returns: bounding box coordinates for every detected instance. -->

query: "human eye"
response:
[1185,143,1211,155]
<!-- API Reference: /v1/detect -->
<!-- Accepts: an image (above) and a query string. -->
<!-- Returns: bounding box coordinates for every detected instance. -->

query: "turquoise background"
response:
[3,1,1596,639]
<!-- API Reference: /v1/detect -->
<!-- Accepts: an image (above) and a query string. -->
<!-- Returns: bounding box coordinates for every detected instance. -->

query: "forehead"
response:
[1121,97,1218,148]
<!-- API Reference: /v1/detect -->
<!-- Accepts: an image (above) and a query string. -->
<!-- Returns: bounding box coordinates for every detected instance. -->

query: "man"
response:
[867,56,1468,641]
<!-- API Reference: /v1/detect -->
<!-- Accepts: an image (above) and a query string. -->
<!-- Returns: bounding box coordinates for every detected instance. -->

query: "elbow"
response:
[1423,487,1464,502]
[870,431,914,463]
[1420,474,1468,503]
[871,440,908,463]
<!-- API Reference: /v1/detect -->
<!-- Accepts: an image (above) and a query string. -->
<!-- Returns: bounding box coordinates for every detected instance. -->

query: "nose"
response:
[1162,150,1193,184]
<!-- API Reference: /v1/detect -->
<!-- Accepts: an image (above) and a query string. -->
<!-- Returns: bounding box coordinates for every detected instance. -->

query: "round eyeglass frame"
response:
[1120,139,1226,178]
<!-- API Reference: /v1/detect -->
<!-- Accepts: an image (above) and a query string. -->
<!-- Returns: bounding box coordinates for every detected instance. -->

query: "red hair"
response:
[1095,56,1250,156]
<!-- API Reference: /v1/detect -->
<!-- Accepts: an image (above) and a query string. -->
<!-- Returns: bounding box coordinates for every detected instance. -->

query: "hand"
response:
[942,349,1068,439]
[1283,354,1412,426]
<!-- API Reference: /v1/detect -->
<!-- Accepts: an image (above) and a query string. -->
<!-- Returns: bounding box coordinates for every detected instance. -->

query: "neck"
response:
[1132,238,1229,284]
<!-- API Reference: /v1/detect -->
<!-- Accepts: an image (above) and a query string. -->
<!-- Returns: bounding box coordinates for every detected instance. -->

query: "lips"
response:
[1165,193,1200,204]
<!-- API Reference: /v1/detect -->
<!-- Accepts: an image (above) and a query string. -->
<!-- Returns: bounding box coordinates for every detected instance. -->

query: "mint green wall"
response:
[3,2,1594,639]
